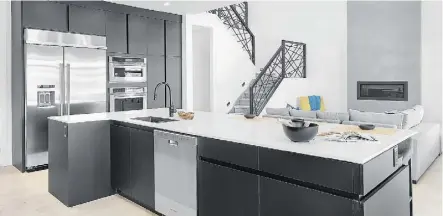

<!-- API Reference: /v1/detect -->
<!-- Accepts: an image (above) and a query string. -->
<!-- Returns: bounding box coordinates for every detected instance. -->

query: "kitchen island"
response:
[48,108,416,216]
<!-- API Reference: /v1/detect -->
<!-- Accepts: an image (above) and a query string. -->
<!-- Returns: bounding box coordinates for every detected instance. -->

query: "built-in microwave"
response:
[109,56,147,83]
[109,87,147,112]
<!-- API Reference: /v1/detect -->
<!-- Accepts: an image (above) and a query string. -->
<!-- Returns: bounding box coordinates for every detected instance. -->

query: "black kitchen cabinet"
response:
[128,15,149,55]
[260,177,356,216]
[111,124,155,210]
[130,128,155,209]
[198,161,259,216]
[146,19,165,56]
[260,166,411,216]
[106,12,128,54]
[22,1,68,32]
[165,21,181,57]
[69,5,106,36]
[110,124,131,197]
[147,56,166,108]
[166,57,182,109]
[49,120,112,207]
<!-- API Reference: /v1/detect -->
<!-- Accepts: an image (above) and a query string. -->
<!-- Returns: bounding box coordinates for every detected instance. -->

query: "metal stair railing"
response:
[249,40,306,114]
[209,2,255,64]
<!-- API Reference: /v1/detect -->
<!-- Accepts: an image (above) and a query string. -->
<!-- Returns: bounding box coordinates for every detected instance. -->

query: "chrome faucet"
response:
[154,82,176,117]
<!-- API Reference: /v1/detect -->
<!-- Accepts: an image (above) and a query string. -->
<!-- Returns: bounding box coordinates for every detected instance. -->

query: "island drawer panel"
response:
[260,176,357,216]
[259,166,410,216]
[362,165,410,216]
[258,147,361,194]
[362,140,412,195]
[198,137,259,170]
[198,160,259,216]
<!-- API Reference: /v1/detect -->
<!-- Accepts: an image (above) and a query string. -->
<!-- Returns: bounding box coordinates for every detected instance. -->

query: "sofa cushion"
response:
[349,109,404,129]
[289,109,317,119]
[262,114,292,120]
[266,108,290,116]
[401,105,424,129]
[341,120,398,129]
[308,118,341,124]
[316,112,350,122]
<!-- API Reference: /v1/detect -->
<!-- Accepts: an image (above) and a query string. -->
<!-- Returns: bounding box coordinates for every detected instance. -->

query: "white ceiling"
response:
[106,1,239,15]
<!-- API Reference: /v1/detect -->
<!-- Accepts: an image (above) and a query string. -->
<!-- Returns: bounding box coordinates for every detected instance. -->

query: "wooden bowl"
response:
[178,111,194,120]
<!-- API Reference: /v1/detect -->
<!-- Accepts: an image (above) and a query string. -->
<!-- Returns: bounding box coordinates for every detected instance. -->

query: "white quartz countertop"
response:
[49,108,417,164]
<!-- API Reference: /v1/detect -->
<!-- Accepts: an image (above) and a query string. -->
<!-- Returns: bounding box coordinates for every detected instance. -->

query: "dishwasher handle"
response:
[154,130,198,146]
[168,140,178,146]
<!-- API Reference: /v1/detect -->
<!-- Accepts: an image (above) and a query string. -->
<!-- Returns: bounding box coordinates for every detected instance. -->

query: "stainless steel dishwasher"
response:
[154,130,197,216]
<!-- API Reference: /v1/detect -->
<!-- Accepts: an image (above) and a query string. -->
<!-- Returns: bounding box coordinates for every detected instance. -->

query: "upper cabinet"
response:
[69,5,106,36]
[147,56,166,109]
[166,57,182,109]
[106,12,128,54]
[22,1,68,32]
[146,19,165,56]
[165,21,182,57]
[128,15,149,55]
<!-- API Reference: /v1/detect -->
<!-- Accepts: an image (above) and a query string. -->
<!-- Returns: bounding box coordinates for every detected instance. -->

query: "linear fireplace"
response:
[357,81,408,101]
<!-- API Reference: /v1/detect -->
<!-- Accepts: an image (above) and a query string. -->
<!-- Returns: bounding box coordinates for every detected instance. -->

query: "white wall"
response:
[183,13,256,113]
[249,2,348,112]
[0,1,11,166]
[421,0,442,124]
[192,26,212,112]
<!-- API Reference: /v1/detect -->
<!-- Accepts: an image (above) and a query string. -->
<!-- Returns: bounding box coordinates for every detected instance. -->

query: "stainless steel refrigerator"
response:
[24,29,107,170]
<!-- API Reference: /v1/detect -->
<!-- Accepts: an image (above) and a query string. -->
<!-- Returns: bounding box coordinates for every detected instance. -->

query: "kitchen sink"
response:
[131,116,178,123]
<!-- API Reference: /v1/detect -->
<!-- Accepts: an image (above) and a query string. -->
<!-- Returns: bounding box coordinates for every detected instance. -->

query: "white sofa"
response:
[263,105,442,183]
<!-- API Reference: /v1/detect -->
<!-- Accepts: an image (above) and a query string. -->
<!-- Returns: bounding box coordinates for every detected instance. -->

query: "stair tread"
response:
[234,105,249,108]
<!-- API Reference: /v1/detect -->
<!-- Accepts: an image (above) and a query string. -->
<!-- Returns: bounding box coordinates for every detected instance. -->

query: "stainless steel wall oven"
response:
[109,56,147,83]
[109,87,148,112]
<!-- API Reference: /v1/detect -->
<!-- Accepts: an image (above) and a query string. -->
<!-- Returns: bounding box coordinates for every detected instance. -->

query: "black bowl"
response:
[244,114,256,119]
[359,124,375,130]
[282,123,319,142]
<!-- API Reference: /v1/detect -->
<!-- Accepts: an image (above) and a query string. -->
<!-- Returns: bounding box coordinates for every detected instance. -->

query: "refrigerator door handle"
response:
[66,63,71,115]
[59,63,65,116]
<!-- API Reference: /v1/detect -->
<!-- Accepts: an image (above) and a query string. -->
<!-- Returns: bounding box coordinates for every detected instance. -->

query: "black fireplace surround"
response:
[357,81,408,101]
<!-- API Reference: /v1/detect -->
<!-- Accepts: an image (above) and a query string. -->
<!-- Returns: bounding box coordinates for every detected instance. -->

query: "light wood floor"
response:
[0,157,441,216]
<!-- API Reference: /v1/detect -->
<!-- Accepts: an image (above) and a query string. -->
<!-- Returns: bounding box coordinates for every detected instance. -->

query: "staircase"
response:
[209,2,255,64]
[210,3,306,115]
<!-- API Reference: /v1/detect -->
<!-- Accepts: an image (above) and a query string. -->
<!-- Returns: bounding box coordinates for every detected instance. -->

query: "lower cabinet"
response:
[260,166,410,216]
[110,124,155,209]
[260,177,356,216]
[130,128,155,208]
[198,160,259,216]
[198,160,410,216]
[110,124,131,197]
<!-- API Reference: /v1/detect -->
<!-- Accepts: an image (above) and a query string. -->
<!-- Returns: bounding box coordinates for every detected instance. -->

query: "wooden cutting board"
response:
[331,124,398,135]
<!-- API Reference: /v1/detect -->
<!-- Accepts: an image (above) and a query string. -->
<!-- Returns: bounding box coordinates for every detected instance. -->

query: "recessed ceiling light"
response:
[164,2,171,6]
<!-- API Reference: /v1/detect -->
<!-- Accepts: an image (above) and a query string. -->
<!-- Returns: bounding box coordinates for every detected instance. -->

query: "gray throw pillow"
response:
[316,112,350,122]
[266,108,290,116]
[349,109,404,129]
[289,110,317,119]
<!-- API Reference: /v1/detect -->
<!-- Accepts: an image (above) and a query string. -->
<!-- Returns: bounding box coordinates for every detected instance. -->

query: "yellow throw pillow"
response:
[299,96,311,111]
[320,96,326,111]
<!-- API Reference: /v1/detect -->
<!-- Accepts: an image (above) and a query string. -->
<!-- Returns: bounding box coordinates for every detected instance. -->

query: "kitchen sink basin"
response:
[131,116,178,123]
